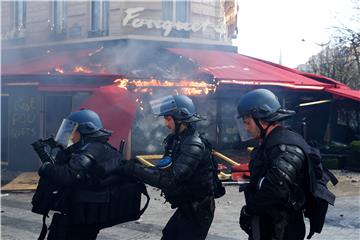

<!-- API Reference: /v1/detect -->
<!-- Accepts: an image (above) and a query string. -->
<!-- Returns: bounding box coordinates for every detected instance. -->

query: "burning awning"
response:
[168,48,331,90]
[1,46,113,75]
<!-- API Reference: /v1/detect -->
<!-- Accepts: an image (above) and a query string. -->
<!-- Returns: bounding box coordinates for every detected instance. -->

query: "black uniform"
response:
[244,126,307,240]
[38,135,125,240]
[130,127,215,240]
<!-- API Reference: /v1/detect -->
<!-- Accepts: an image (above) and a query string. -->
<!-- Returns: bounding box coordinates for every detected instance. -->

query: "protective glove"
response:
[239,205,252,235]
[119,159,136,176]
[38,161,53,177]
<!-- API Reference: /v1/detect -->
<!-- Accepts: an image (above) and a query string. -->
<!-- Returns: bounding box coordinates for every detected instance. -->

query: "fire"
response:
[55,67,64,74]
[114,78,129,90]
[113,78,215,96]
[73,66,92,74]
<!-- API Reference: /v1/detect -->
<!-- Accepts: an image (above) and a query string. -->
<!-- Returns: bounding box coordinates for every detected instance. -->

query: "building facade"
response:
[1,0,238,48]
[1,0,239,171]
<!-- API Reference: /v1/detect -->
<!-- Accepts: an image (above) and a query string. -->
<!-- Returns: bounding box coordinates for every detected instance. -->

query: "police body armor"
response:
[246,126,337,239]
[263,127,337,239]
[162,130,214,207]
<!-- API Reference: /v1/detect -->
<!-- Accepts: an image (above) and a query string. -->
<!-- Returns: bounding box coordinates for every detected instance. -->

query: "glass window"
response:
[219,98,239,148]
[162,0,189,38]
[337,108,347,126]
[52,0,66,33]
[90,0,109,35]
[175,0,188,22]
[14,0,26,30]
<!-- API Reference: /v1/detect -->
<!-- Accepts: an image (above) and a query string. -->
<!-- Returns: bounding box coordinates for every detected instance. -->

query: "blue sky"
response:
[234,0,358,68]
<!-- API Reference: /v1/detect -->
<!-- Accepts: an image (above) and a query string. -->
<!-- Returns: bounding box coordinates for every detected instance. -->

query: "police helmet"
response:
[150,95,202,123]
[67,109,104,134]
[237,89,295,122]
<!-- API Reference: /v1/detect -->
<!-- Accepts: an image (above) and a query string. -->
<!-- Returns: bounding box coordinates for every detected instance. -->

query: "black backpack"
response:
[265,127,338,239]
[199,134,226,199]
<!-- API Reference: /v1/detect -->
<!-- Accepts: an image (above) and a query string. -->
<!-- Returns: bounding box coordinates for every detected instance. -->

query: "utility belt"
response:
[165,185,212,209]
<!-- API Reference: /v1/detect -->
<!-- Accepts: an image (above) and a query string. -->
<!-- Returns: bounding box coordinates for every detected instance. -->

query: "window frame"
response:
[13,0,26,31]
[51,0,67,33]
[89,0,109,36]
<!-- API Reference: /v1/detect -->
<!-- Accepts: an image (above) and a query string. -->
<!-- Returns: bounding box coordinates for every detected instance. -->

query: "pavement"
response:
[1,181,360,240]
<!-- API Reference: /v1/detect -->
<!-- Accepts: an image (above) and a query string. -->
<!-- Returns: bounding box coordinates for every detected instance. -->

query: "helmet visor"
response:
[150,95,178,116]
[55,119,79,148]
[234,116,253,142]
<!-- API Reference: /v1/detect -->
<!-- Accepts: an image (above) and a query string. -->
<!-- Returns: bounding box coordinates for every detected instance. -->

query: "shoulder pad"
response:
[178,135,205,162]
[265,127,309,153]
[77,142,105,160]
[269,144,306,163]
[270,144,306,183]
[70,153,94,170]
[182,134,204,149]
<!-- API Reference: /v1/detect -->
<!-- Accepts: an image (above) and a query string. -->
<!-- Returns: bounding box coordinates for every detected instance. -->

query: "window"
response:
[162,0,189,38]
[14,0,26,31]
[89,0,109,37]
[52,0,67,33]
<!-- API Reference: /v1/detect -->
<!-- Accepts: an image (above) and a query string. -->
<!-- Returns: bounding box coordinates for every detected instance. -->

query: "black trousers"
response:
[47,213,100,240]
[161,197,215,240]
[253,211,305,240]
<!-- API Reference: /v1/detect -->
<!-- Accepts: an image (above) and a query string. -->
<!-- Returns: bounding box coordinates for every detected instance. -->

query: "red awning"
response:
[242,55,360,102]
[325,87,360,102]
[2,49,94,75]
[244,56,348,87]
[1,47,116,75]
[168,48,331,90]
[38,84,98,92]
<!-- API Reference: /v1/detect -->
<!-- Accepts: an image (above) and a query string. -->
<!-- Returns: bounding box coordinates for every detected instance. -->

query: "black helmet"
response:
[150,95,202,123]
[237,89,295,122]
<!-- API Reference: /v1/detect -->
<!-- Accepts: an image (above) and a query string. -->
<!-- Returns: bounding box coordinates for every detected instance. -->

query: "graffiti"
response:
[10,96,38,138]
[13,97,36,112]
[11,113,36,125]
[12,127,37,138]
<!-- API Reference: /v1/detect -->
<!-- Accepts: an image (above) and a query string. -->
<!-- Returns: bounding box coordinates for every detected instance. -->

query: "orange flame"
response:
[73,66,92,74]
[114,78,129,90]
[55,67,64,74]
[113,78,215,96]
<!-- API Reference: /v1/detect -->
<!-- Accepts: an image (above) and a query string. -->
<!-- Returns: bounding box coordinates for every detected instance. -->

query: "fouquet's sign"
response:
[123,7,226,37]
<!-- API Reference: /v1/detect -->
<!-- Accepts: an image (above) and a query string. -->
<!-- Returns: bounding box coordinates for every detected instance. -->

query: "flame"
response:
[113,78,215,96]
[73,66,92,73]
[55,67,64,74]
[114,78,129,90]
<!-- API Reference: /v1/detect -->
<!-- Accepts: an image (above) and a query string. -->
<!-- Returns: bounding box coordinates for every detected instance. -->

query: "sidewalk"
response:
[1,186,359,240]
[1,169,359,240]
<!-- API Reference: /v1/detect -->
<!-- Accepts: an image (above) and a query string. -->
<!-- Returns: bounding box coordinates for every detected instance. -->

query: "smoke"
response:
[106,40,200,81]
[2,39,221,158]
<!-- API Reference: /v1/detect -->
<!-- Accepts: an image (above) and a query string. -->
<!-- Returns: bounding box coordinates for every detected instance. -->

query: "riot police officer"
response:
[236,89,308,240]
[124,95,216,240]
[34,109,129,240]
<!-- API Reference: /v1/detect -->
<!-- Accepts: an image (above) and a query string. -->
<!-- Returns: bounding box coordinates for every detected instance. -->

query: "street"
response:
[1,184,359,240]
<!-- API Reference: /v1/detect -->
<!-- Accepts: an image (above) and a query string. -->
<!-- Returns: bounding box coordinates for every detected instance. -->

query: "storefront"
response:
[2,40,360,171]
